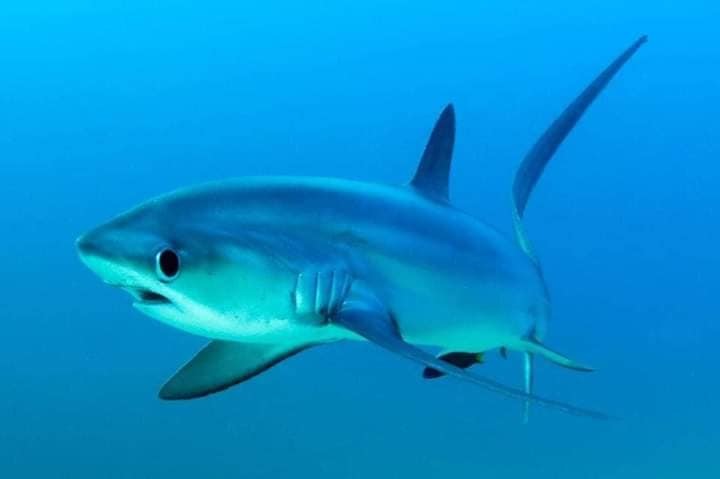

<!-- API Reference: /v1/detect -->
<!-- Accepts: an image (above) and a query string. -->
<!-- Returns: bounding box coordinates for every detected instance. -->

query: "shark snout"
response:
[75,222,142,282]
[76,223,122,262]
[76,229,104,260]
[76,226,118,277]
[76,220,171,292]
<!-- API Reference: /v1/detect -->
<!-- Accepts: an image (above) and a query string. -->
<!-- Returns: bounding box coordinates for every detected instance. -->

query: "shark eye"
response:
[156,248,180,282]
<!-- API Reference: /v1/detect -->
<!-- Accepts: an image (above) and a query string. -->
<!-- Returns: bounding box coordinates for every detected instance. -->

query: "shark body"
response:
[77,37,646,420]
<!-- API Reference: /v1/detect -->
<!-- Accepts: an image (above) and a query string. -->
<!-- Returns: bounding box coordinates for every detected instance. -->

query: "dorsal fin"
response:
[410,104,456,200]
[512,35,647,258]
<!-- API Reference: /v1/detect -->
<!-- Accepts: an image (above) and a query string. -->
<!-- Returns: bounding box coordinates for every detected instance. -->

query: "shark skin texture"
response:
[77,36,647,420]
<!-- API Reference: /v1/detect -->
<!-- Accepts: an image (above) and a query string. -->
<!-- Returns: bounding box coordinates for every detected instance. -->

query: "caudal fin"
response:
[512,36,648,260]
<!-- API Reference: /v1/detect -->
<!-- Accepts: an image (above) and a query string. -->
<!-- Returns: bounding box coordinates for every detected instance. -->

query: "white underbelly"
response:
[386,277,535,352]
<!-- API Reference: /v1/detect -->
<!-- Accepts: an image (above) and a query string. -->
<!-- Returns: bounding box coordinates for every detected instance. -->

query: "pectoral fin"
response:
[159,340,313,400]
[331,285,607,419]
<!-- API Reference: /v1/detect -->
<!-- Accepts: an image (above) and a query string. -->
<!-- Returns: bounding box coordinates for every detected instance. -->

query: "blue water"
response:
[2,1,719,477]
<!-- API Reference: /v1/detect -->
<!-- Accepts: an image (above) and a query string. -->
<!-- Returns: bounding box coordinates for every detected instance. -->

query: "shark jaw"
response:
[76,229,181,316]
[124,286,171,306]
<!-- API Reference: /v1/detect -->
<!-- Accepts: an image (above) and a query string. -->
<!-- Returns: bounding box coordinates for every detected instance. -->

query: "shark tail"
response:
[511,35,647,261]
[510,36,647,421]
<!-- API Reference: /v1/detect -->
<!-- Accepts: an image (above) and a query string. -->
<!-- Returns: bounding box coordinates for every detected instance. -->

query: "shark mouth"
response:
[124,287,171,305]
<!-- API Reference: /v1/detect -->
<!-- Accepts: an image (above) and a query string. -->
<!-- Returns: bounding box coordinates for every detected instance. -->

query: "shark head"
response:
[76,191,298,340]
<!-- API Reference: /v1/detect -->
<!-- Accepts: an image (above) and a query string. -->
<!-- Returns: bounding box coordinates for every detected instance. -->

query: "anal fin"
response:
[159,340,313,400]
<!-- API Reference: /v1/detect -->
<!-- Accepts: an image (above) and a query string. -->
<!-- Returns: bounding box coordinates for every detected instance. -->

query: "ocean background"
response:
[2,1,718,477]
